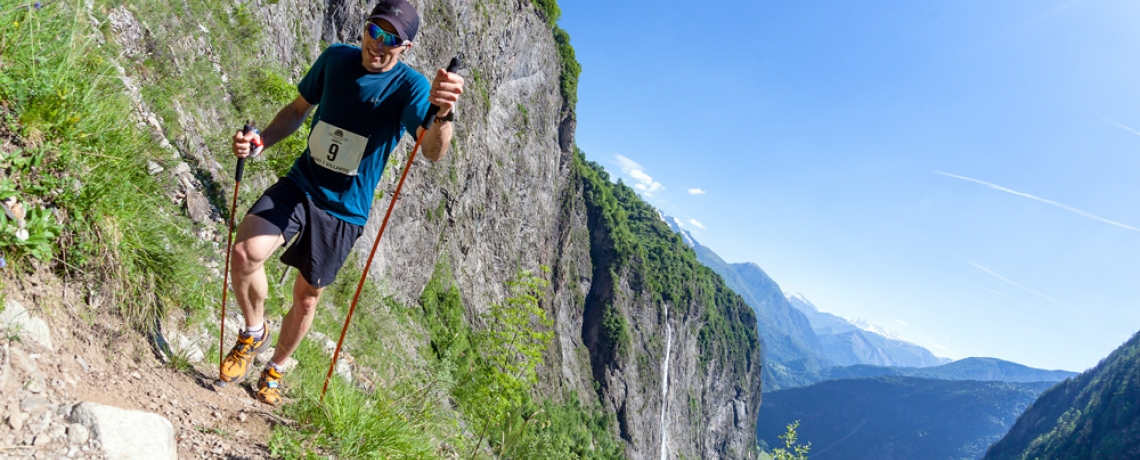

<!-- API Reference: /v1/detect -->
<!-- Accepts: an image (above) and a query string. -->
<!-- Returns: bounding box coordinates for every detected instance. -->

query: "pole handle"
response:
[238,121,262,182]
[421,56,462,131]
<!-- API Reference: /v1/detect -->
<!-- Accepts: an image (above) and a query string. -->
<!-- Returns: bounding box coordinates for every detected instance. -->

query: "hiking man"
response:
[218,0,464,405]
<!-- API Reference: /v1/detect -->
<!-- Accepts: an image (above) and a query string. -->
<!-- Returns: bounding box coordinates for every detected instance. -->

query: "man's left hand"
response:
[430,68,464,118]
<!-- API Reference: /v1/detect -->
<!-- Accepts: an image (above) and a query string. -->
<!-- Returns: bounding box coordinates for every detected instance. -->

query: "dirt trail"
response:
[1,269,280,458]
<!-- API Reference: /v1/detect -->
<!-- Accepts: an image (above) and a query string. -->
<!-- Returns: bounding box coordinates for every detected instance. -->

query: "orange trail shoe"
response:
[256,366,284,406]
[218,328,271,384]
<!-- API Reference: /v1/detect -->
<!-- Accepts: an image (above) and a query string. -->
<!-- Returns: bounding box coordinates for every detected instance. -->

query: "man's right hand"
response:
[232,129,264,159]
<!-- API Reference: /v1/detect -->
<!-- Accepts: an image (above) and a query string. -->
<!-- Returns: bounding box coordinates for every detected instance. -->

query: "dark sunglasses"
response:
[365,22,407,47]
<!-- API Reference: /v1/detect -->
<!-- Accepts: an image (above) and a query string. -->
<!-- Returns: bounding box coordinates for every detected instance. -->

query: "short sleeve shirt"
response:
[286,44,431,226]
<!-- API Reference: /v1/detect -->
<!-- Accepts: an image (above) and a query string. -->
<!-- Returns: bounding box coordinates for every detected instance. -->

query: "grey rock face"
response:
[184,188,212,224]
[68,402,177,460]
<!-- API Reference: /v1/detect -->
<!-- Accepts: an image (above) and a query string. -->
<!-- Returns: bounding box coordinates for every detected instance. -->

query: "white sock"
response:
[266,360,282,373]
[245,323,265,341]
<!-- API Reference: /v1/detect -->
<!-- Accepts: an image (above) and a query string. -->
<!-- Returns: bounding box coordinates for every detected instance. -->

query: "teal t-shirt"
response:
[287,44,431,226]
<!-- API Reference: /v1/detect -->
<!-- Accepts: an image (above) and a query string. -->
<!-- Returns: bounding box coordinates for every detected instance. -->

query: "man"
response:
[219,0,464,406]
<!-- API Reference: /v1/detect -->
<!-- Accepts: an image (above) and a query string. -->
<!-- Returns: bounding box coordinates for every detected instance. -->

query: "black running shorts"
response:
[246,178,364,289]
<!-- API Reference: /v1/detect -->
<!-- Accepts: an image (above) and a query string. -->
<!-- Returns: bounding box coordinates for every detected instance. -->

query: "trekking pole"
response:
[216,122,262,388]
[321,56,461,401]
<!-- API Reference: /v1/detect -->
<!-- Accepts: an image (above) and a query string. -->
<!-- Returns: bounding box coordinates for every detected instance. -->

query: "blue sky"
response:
[560,0,1140,372]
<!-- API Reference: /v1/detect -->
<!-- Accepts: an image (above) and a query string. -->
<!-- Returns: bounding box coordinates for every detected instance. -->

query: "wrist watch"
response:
[437,110,455,122]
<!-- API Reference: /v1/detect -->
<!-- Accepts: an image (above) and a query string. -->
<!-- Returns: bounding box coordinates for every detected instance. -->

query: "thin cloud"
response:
[689,219,706,229]
[966,261,1067,308]
[894,319,909,327]
[978,286,1034,308]
[1101,115,1140,139]
[688,188,707,195]
[936,171,1140,232]
[615,154,664,195]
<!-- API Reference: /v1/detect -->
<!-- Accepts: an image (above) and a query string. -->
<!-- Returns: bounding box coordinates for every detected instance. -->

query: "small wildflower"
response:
[34,2,42,9]
[0,257,6,269]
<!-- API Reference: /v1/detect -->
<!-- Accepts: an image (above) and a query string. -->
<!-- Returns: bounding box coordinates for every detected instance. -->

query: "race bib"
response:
[309,120,369,176]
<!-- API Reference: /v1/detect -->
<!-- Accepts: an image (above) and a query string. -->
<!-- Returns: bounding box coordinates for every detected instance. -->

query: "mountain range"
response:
[662,215,948,389]
[756,376,1058,460]
[798,357,1076,388]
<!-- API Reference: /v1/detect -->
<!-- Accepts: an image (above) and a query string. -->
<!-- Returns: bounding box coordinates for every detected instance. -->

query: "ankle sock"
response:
[245,323,265,341]
[266,360,282,373]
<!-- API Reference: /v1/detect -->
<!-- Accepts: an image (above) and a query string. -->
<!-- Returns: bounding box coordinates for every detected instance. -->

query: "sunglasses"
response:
[365,22,408,47]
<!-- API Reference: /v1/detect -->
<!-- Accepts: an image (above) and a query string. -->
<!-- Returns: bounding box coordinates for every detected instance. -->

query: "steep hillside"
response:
[984,331,1140,460]
[0,0,760,458]
[572,158,761,458]
[757,376,1055,460]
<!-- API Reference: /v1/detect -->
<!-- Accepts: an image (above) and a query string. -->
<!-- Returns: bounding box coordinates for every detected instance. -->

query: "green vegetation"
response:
[767,421,810,460]
[234,69,311,179]
[756,376,1055,460]
[573,148,758,371]
[529,0,580,112]
[269,262,622,458]
[983,331,1140,460]
[269,340,441,459]
[0,1,215,327]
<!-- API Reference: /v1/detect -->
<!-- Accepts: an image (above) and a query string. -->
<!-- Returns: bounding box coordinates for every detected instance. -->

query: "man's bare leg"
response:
[270,274,323,365]
[231,214,286,330]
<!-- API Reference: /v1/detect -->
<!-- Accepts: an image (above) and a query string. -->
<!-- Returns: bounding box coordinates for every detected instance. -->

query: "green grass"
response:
[0,0,215,328]
[268,340,443,459]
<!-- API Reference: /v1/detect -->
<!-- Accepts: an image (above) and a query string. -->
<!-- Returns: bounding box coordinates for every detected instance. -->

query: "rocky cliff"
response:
[83,0,761,457]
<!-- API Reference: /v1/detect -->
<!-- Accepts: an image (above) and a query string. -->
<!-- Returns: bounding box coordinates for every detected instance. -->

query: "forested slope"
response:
[984,331,1140,460]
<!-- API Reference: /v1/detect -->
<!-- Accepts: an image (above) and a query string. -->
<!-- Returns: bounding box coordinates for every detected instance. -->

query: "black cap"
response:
[368,0,420,42]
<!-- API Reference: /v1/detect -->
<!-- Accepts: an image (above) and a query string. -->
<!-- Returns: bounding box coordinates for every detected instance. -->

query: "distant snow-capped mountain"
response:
[784,291,948,368]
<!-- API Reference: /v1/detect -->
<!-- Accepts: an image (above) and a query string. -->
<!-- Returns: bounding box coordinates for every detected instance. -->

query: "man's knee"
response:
[291,278,323,314]
[232,239,270,273]
[232,215,285,274]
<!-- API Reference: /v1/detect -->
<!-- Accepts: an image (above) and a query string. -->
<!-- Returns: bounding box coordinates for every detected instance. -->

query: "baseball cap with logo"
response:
[368,0,420,42]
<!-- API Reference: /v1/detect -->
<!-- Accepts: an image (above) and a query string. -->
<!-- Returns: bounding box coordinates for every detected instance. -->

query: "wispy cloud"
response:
[966,261,1067,308]
[936,171,1140,232]
[894,319,909,327]
[689,219,706,229]
[615,154,664,195]
[978,286,1035,308]
[1101,115,1140,139]
[688,188,706,195]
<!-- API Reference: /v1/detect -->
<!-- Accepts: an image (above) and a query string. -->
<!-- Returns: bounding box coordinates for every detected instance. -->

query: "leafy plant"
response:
[455,268,555,455]
[769,421,811,460]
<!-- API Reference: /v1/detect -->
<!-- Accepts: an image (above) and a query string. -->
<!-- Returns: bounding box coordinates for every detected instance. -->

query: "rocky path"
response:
[1,284,278,459]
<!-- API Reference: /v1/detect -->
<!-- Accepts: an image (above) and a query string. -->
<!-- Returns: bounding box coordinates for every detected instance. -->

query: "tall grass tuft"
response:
[269,340,441,459]
[0,1,212,327]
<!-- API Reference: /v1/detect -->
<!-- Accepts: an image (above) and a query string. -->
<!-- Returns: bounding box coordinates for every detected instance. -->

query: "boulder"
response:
[68,402,177,460]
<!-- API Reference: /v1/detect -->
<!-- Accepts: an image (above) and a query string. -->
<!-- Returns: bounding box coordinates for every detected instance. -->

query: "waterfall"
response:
[659,313,673,460]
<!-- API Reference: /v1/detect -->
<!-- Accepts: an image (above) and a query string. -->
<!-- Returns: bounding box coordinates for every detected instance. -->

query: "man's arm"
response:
[232,95,315,158]
[419,68,464,162]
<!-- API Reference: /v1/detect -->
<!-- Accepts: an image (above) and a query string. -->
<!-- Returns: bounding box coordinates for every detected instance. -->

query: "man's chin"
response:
[361,59,386,73]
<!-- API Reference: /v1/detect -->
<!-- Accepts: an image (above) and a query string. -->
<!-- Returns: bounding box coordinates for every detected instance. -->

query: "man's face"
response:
[361,19,408,73]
